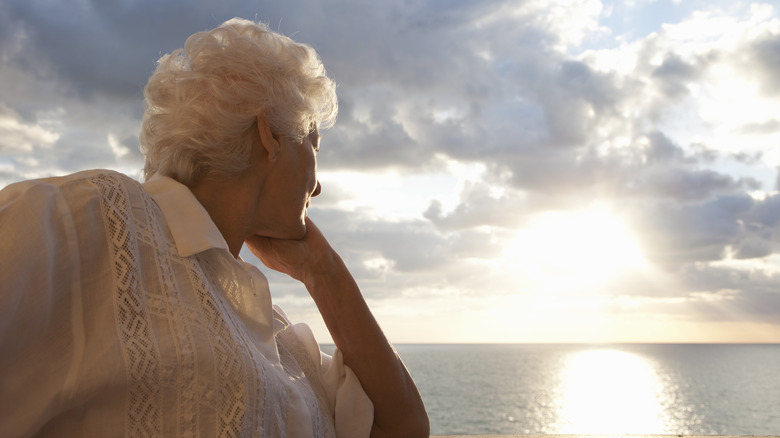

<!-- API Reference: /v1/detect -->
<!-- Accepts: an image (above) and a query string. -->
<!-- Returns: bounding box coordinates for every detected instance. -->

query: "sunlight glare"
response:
[504,205,647,291]
[553,349,669,434]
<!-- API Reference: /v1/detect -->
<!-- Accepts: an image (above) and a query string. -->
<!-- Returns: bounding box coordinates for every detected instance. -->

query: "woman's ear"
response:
[257,115,280,162]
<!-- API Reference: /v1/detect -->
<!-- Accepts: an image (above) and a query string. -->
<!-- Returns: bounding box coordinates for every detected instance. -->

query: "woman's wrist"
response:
[300,247,345,290]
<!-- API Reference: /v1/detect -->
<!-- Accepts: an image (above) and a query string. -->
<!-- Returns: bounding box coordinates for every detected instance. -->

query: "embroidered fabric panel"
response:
[137,181,201,438]
[90,173,335,437]
[93,173,163,436]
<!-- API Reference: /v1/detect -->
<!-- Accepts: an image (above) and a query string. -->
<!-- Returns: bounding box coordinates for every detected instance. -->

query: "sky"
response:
[1,0,779,344]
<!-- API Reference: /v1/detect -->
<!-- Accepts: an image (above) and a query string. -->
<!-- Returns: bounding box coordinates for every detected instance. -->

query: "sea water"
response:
[379,344,779,435]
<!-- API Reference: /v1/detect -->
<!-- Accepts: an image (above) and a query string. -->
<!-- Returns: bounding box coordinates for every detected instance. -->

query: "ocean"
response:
[362,344,779,435]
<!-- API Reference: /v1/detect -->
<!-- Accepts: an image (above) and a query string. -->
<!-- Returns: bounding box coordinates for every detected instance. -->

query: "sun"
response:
[503,204,647,291]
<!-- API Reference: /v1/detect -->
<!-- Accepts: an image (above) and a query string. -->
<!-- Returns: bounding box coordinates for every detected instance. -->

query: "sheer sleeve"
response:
[320,343,375,438]
[0,179,86,437]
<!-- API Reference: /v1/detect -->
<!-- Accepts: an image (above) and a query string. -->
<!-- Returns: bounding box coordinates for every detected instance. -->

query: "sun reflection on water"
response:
[552,348,670,434]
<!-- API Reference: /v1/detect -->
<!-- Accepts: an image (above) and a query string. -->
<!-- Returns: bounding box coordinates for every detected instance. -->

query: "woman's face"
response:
[250,127,321,240]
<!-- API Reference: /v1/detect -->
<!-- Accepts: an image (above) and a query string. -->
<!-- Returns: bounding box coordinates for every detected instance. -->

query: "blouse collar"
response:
[142,173,230,257]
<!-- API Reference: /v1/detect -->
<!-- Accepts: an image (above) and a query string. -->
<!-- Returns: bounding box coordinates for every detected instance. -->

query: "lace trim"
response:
[138,184,201,438]
[93,173,163,436]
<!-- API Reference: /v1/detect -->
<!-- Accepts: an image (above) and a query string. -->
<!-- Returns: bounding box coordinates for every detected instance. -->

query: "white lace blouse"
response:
[0,170,373,437]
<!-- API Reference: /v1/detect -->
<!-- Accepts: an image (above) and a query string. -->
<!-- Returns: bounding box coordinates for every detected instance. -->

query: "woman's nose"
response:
[312,181,322,197]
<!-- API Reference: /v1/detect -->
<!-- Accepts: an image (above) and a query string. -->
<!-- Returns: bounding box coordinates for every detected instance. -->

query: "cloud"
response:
[651,53,703,99]
[748,30,780,96]
[303,0,774,223]
[630,188,780,267]
[1,0,779,340]
[424,181,530,230]
[0,0,285,99]
[0,105,59,153]
[738,119,780,135]
[313,207,452,274]
[676,263,780,323]
[314,0,780,333]
[745,192,780,228]
[631,194,753,266]
[625,167,753,201]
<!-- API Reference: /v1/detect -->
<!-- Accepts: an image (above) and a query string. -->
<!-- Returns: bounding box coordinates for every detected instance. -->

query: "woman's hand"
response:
[245,217,335,284]
[246,216,430,437]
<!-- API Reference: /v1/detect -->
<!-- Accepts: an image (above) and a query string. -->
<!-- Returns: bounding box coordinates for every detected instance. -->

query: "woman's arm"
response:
[246,218,429,438]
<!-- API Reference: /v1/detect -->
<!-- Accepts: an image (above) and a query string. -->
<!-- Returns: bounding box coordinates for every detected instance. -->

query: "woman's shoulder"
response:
[1,169,145,222]
[62,169,141,190]
[1,169,139,197]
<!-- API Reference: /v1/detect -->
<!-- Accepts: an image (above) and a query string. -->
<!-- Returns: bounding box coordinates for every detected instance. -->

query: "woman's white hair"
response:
[140,18,337,185]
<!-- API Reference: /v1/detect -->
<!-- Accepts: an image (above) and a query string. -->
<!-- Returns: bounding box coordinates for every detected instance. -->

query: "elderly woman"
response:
[0,18,428,438]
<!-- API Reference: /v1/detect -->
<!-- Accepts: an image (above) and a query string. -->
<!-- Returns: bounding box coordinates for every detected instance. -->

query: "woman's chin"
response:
[288,226,307,240]
[271,223,307,240]
[253,217,307,240]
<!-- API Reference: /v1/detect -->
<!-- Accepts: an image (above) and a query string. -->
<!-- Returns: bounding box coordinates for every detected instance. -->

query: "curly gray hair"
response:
[140,18,338,185]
